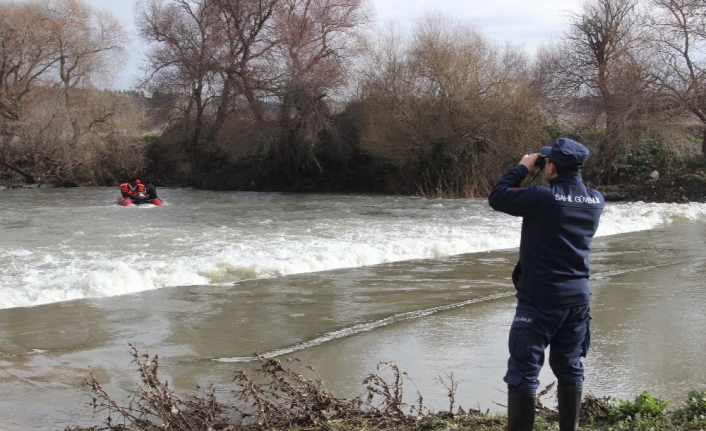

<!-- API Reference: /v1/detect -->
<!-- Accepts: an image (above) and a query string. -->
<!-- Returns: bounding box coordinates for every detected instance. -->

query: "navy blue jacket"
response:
[146,183,158,199]
[488,165,604,308]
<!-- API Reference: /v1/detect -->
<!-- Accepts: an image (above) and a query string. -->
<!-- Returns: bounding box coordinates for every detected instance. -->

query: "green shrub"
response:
[610,391,669,421]
[138,132,161,145]
[615,140,669,183]
[604,414,674,431]
[670,390,706,422]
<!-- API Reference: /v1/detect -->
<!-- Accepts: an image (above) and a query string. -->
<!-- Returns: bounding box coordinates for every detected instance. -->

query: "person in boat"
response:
[134,179,146,198]
[144,178,158,200]
[119,178,137,199]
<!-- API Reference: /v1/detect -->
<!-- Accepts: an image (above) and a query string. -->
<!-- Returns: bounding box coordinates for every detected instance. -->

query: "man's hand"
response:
[520,153,541,174]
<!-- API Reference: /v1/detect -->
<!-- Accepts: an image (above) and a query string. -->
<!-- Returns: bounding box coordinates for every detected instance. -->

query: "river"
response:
[1,187,705,429]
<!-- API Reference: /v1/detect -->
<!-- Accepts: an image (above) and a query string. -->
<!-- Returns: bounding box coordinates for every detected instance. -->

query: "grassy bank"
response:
[65,346,706,431]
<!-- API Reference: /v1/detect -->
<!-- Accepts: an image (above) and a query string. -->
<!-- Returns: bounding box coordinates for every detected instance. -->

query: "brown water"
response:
[1,222,705,429]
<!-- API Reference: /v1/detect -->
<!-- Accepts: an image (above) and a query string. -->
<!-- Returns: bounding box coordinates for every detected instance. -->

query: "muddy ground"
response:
[600,172,706,203]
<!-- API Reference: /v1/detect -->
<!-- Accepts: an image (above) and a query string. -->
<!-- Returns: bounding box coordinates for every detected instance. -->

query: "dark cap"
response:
[539,138,589,169]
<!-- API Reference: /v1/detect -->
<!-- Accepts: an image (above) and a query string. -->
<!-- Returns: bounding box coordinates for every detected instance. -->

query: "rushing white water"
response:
[2,187,706,309]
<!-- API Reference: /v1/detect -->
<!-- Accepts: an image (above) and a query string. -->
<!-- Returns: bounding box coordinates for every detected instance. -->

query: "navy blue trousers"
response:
[504,302,591,395]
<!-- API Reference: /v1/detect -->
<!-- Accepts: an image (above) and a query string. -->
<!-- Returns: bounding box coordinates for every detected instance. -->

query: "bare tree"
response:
[269,0,372,181]
[0,1,57,123]
[355,22,415,162]
[537,0,649,180]
[137,0,372,184]
[137,0,224,182]
[137,0,282,183]
[356,14,545,197]
[47,0,127,170]
[0,0,129,186]
[47,0,126,91]
[649,0,706,156]
[213,0,279,128]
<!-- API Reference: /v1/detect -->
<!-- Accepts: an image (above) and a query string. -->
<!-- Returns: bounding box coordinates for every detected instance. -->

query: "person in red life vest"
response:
[119,178,136,199]
[134,179,146,197]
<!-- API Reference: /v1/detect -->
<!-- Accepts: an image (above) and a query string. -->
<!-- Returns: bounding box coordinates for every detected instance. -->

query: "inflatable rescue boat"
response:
[117,195,163,206]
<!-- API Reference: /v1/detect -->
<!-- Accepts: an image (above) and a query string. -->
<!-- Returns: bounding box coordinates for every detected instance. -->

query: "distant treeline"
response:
[2,0,706,196]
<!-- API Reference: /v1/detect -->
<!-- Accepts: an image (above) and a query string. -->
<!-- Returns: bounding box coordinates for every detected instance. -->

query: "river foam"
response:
[2,190,706,310]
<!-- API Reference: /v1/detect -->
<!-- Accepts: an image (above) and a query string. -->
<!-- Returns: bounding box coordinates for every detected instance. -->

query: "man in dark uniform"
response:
[145,179,158,200]
[488,138,604,431]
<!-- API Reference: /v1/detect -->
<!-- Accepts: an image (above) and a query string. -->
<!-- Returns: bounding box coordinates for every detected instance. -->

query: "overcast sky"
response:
[86,0,584,89]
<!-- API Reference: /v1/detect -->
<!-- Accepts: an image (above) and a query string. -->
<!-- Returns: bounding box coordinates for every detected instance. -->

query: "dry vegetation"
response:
[3,0,706,197]
[64,346,706,431]
[63,346,568,431]
[66,345,474,431]
[0,0,152,187]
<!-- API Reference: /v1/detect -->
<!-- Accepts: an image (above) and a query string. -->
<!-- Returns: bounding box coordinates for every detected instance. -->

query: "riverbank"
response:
[65,351,706,431]
[600,170,706,203]
[5,170,706,203]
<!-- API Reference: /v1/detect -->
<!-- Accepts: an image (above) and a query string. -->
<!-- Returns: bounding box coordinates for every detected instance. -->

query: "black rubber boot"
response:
[558,386,583,431]
[507,391,535,431]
